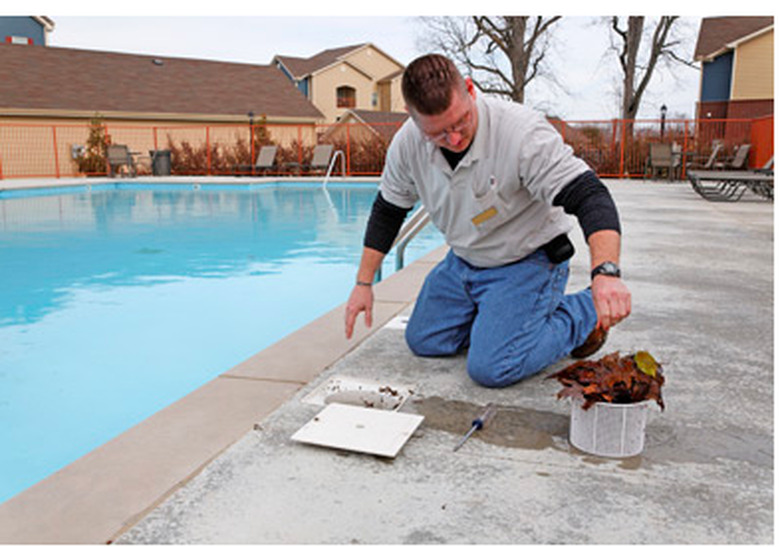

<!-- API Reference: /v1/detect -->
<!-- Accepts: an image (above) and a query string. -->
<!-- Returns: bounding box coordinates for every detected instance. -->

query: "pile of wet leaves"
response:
[547,351,665,410]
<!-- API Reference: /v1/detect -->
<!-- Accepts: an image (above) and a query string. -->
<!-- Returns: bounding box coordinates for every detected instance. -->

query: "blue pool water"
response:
[0,182,444,504]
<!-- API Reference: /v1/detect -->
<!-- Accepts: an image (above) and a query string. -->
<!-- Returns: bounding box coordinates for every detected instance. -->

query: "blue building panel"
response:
[297,78,309,98]
[701,52,733,102]
[0,16,46,45]
[275,61,309,98]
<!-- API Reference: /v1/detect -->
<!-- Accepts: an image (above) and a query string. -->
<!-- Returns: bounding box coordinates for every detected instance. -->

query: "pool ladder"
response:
[375,205,431,282]
[322,150,346,187]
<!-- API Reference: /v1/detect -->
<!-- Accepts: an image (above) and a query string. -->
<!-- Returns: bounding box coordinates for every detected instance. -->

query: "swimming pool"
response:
[0,181,444,504]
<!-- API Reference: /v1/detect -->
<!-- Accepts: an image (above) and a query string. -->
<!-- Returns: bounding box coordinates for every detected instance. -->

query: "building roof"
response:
[0,44,324,121]
[274,44,368,79]
[344,109,408,125]
[378,69,404,84]
[694,16,774,61]
[33,16,55,31]
[331,109,409,142]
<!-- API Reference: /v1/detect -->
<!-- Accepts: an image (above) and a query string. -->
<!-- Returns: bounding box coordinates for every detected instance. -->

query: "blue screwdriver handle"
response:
[473,403,497,430]
[453,403,498,452]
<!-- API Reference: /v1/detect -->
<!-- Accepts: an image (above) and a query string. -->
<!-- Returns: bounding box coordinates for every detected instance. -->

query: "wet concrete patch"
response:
[412,396,568,452]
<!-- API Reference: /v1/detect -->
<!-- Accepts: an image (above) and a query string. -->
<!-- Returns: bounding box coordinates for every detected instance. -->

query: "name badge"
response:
[471,206,498,226]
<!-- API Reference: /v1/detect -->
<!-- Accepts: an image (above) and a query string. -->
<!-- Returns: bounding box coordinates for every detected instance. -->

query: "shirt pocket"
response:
[469,176,507,232]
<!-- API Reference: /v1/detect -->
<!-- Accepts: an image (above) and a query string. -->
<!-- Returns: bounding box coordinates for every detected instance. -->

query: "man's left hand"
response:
[591,275,631,330]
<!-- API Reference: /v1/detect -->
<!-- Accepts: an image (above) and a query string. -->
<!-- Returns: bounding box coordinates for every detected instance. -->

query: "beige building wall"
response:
[389,77,405,112]
[344,47,403,83]
[732,29,774,100]
[309,45,406,122]
[311,64,374,124]
[347,47,406,114]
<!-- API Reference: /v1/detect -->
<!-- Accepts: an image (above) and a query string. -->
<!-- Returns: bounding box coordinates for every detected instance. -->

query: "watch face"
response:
[602,263,619,275]
[593,262,621,279]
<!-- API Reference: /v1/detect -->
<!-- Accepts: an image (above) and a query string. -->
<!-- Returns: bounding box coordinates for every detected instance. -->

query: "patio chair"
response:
[748,156,774,199]
[646,142,677,181]
[688,142,723,170]
[715,144,751,170]
[688,161,773,202]
[754,156,774,174]
[240,145,277,175]
[307,144,335,174]
[286,144,335,175]
[107,144,136,177]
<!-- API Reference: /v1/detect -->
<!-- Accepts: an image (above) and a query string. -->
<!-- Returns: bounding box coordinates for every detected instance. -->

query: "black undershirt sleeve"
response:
[363,191,413,254]
[553,170,621,239]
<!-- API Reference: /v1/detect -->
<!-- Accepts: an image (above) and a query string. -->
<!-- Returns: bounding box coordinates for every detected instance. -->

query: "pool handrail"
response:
[322,150,346,186]
[375,205,431,282]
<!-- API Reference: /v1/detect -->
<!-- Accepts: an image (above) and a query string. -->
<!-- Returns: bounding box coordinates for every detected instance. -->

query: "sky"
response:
[15,5,763,120]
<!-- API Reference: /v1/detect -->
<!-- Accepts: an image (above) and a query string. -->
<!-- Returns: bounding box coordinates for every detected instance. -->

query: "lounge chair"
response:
[754,156,774,174]
[307,144,335,174]
[688,158,773,202]
[714,143,751,170]
[286,144,335,175]
[107,144,136,177]
[240,145,277,175]
[688,142,723,170]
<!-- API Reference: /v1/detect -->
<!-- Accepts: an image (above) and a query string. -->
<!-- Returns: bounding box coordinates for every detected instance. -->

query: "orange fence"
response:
[0,117,773,180]
[750,115,774,169]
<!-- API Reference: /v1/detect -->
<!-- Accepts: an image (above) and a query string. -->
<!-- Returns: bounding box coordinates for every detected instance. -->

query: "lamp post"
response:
[660,104,667,139]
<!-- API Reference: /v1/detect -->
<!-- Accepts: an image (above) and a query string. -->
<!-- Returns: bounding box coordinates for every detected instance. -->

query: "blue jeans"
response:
[405,249,597,387]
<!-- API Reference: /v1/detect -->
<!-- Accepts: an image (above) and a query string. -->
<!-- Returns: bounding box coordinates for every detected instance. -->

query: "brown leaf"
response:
[547,351,665,410]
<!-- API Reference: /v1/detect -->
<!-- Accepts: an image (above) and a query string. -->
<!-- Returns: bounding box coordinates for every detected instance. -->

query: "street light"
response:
[660,104,667,139]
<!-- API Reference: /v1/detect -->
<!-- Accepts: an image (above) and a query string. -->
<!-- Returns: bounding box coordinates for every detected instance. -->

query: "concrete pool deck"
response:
[0,178,773,543]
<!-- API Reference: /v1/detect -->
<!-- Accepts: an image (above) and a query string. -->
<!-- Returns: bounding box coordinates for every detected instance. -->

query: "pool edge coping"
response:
[0,175,381,196]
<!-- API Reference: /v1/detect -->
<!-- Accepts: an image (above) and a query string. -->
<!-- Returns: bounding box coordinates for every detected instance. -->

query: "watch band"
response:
[591,261,621,280]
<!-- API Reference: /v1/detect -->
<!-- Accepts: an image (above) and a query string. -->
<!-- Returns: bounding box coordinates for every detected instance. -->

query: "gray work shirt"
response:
[379,93,590,268]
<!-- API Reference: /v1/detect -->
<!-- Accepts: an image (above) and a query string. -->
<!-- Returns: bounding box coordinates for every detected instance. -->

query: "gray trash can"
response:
[150,149,171,176]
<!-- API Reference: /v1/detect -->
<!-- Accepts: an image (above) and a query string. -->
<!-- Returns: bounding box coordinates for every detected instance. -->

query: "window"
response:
[337,86,356,108]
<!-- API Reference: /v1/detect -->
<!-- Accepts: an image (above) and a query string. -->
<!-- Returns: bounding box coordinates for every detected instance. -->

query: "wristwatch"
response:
[591,261,621,280]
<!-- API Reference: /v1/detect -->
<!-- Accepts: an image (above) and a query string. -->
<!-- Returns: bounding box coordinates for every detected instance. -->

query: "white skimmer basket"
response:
[569,400,649,458]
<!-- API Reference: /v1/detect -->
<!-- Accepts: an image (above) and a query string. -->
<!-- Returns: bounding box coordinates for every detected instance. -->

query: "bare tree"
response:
[418,16,562,103]
[609,16,697,122]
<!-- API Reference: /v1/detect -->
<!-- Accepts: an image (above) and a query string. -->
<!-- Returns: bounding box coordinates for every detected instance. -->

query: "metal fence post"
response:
[345,123,351,176]
[297,125,303,167]
[52,125,61,178]
[206,126,211,176]
[104,127,110,176]
[250,122,255,171]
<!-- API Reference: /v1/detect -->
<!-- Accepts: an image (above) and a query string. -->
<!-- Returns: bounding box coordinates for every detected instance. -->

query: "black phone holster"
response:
[541,233,575,264]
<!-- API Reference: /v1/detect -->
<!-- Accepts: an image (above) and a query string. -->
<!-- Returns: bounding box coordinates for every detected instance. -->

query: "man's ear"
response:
[464,76,476,98]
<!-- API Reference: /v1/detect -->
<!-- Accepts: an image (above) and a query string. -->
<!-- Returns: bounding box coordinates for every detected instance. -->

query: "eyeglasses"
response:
[421,106,473,143]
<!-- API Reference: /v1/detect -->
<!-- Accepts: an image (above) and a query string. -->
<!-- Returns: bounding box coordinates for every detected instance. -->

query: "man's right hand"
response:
[345,284,374,339]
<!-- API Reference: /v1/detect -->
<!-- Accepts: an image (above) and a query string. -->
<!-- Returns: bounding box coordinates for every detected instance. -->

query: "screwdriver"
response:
[453,403,497,452]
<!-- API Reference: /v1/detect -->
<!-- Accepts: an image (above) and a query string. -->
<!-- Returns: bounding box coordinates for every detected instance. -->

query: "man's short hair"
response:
[402,54,467,116]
